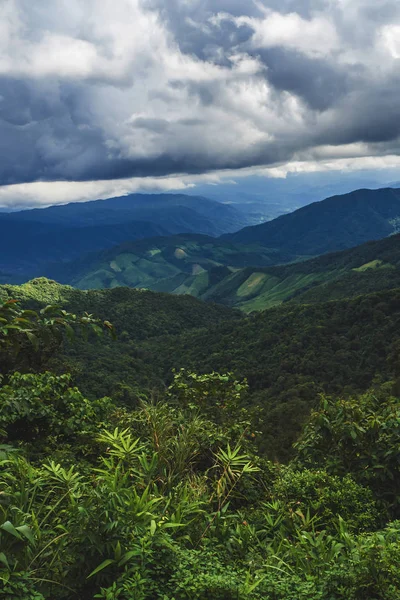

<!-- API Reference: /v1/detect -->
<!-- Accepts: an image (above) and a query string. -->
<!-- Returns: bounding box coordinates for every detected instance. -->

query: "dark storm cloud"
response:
[255,48,353,112]
[1,0,400,187]
[143,0,258,63]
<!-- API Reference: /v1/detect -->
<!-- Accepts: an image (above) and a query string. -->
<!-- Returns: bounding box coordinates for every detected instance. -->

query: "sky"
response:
[2,0,400,209]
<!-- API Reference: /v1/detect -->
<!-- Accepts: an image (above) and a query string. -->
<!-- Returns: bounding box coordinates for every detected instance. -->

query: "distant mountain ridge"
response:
[3,193,248,235]
[224,187,400,255]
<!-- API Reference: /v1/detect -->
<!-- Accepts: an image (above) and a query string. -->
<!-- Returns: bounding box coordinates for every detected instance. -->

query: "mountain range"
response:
[36,187,400,311]
[4,187,400,310]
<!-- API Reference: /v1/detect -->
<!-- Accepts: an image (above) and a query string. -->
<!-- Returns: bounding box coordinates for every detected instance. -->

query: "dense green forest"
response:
[3,278,400,459]
[1,277,400,598]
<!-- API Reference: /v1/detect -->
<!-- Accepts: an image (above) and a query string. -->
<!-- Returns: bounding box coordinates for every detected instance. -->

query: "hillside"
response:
[48,229,400,313]
[46,234,292,290]
[144,287,400,459]
[196,232,400,311]
[0,278,239,342]
[225,187,400,255]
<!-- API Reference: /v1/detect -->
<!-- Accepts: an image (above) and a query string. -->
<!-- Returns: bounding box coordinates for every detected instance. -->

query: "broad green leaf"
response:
[16,524,35,544]
[87,558,115,578]
[0,521,22,540]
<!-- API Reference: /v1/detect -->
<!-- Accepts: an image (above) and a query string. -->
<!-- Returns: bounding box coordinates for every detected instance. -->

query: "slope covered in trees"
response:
[199,231,400,311]
[2,278,400,461]
[1,281,400,599]
[225,187,400,254]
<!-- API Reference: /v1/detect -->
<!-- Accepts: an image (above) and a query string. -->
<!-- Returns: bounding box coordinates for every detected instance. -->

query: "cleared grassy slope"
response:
[47,234,292,291]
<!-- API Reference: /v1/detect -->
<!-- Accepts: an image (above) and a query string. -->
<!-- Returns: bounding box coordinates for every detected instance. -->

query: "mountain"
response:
[225,187,400,255]
[45,234,292,291]
[3,193,249,236]
[0,193,254,282]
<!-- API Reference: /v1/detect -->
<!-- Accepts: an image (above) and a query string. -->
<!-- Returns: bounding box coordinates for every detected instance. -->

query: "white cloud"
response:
[239,11,339,58]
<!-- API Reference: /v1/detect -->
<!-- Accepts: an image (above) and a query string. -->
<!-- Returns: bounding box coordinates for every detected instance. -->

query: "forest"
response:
[0,278,400,599]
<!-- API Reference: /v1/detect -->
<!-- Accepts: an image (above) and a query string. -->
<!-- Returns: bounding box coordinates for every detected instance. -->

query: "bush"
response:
[272,468,379,532]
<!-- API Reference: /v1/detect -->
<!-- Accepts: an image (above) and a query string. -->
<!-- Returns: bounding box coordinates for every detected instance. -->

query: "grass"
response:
[353,259,394,272]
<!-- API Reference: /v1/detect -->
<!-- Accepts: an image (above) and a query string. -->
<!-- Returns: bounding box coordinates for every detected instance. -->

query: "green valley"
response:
[46,234,293,292]
[49,229,400,313]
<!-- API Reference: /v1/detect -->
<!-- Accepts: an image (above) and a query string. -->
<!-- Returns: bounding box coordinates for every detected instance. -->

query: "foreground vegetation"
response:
[1,293,400,599]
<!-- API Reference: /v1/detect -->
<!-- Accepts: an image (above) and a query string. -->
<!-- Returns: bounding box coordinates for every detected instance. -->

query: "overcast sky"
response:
[2,0,400,208]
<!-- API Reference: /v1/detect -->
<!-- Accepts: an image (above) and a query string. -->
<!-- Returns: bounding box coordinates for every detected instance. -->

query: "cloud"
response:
[1,0,400,194]
[3,155,400,211]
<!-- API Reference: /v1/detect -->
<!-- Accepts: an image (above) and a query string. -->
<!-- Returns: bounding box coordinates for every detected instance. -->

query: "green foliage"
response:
[0,380,260,599]
[0,295,114,373]
[271,468,379,533]
[1,371,399,599]
[168,369,249,428]
[1,282,400,598]
[294,385,400,515]
[0,372,114,449]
